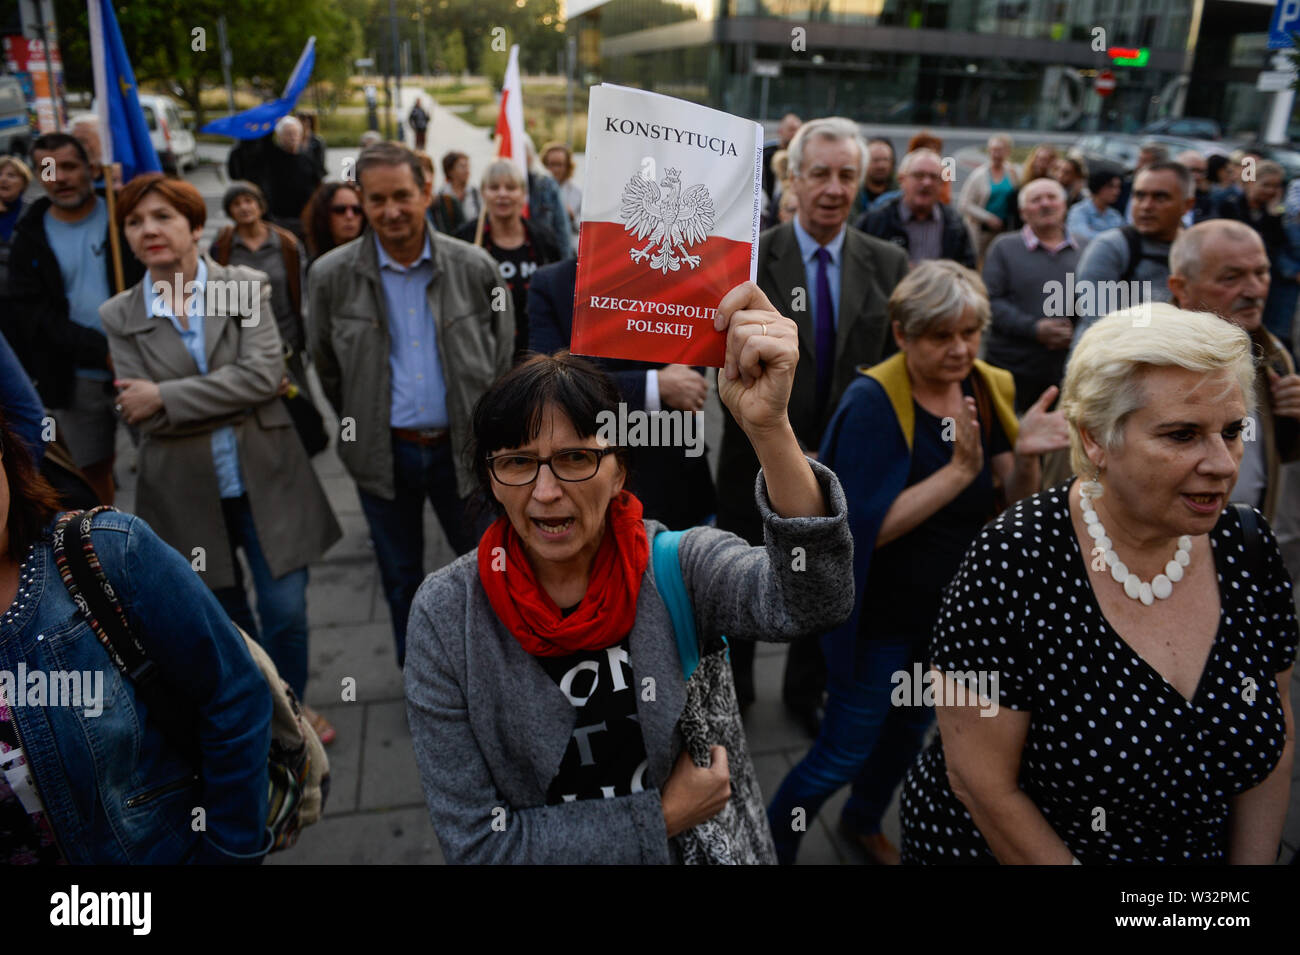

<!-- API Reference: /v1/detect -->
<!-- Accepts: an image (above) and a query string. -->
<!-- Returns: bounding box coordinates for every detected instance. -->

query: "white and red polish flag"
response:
[494,44,528,213]
[571,85,762,367]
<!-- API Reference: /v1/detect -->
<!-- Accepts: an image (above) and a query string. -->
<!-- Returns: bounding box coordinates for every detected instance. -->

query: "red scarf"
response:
[477,491,649,657]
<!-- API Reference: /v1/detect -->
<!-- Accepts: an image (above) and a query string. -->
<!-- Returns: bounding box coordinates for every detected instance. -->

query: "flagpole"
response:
[104,181,125,292]
[88,0,125,291]
[473,133,501,247]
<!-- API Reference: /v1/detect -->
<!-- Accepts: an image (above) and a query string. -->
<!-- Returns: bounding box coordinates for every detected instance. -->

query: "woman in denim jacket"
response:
[0,411,273,864]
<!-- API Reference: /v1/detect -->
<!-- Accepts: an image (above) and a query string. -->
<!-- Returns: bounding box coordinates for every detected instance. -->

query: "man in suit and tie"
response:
[528,257,717,530]
[716,117,909,730]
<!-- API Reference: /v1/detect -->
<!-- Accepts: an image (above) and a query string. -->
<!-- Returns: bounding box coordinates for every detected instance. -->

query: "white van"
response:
[136,94,197,172]
[0,75,33,159]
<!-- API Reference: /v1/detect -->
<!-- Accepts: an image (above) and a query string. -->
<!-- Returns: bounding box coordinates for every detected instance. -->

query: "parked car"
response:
[1145,133,1233,161]
[1073,131,1229,173]
[0,75,33,160]
[1141,117,1223,140]
[137,94,197,172]
[1073,133,1141,171]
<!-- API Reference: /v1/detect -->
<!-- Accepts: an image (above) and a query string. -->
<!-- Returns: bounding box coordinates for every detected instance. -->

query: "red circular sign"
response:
[1096,70,1116,97]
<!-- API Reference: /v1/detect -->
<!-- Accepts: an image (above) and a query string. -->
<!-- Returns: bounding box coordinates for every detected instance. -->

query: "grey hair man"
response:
[982,177,1080,412]
[273,115,303,154]
[264,115,320,236]
[1167,219,1300,523]
[787,117,868,245]
[859,147,976,268]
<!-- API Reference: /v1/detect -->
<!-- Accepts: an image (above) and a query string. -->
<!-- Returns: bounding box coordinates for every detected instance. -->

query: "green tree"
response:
[441,29,468,76]
[53,0,358,127]
[352,0,562,80]
[480,32,506,88]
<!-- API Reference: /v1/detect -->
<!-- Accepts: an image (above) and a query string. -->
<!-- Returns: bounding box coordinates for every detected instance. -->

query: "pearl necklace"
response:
[1081,493,1191,606]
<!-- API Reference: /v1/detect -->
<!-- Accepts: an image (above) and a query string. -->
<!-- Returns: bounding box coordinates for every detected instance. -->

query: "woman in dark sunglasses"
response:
[300,180,366,265]
[404,284,856,864]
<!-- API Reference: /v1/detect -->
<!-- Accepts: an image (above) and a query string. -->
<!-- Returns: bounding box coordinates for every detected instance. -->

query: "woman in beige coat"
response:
[100,173,341,739]
[958,134,1020,268]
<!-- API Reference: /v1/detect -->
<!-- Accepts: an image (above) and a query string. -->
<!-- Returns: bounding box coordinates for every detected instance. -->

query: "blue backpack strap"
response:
[652,529,701,681]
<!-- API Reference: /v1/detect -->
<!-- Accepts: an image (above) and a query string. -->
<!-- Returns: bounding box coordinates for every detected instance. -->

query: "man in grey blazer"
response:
[307,142,514,667]
[715,117,909,728]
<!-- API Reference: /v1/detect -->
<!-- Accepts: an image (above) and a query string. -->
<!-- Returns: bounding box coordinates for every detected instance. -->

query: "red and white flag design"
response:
[494,44,527,204]
[572,85,762,367]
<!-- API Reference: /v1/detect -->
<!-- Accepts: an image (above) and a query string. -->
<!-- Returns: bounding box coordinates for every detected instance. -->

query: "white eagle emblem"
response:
[619,166,715,273]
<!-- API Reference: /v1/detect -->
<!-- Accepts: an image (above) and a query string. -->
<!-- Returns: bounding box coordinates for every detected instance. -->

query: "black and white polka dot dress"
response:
[900,482,1298,864]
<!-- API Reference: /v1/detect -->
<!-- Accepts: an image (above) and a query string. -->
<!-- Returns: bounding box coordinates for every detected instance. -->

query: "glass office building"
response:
[570,0,1288,137]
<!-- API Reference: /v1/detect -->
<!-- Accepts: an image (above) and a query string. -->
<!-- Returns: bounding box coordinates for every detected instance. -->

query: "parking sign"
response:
[1270,0,1300,49]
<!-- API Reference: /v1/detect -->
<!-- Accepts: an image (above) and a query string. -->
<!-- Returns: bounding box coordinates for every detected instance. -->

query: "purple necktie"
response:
[814,246,835,412]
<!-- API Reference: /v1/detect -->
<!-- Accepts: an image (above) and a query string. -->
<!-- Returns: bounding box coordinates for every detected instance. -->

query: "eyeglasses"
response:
[331,204,363,216]
[486,448,616,486]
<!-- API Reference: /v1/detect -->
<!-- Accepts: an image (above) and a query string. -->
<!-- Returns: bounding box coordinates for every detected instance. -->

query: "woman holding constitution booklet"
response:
[405,282,855,864]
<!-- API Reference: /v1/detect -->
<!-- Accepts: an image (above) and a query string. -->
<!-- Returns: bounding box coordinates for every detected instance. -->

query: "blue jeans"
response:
[214,495,310,699]
[358,436,477,667]
[767,637,934,865]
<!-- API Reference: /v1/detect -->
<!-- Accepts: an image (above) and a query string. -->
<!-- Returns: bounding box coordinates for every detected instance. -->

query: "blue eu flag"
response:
[90,0,162,182]
[201,38,316,141]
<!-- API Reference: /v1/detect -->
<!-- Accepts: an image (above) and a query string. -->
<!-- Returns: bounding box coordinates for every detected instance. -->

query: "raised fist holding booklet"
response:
[404,278,850,864]
[571,85,764,368]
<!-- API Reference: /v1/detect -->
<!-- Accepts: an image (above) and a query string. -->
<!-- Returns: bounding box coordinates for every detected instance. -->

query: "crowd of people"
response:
[0,103,1295,866]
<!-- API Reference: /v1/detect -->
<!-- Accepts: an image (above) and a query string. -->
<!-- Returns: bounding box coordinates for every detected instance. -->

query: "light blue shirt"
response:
[147,259,245,498]
[791,217,844,331]
[45,197,112,380]
[1067,198,1124,247]
[376,232,448,430]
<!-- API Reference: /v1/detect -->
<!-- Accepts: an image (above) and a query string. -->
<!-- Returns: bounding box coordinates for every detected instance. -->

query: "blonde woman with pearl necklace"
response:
[900,303,1296,865]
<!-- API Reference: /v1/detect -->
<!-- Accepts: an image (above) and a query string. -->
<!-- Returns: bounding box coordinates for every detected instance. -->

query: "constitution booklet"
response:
[570,84,763,367]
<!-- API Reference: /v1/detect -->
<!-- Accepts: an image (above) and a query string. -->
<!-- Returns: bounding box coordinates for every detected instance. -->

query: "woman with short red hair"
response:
[99,173,341,741]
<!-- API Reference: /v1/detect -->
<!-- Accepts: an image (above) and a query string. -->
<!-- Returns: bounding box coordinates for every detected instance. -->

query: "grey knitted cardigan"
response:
[404,458,854,864]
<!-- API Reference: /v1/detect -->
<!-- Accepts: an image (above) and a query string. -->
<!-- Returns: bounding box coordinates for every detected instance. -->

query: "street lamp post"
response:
[217,15,236,116]
[418,9,428,78]
[389,0,404,143]
[566,35,576,147]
